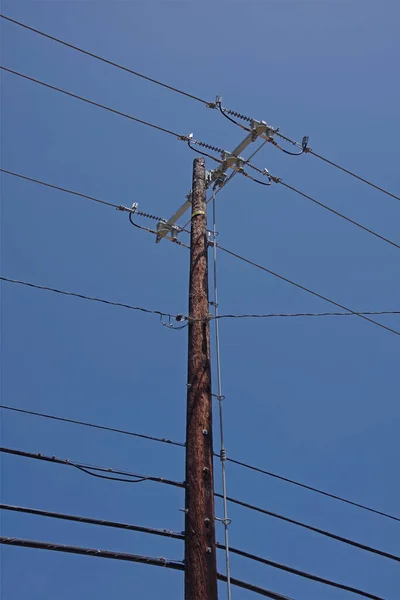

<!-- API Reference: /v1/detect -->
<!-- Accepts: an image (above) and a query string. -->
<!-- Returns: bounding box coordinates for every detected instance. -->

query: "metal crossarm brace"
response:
[156,121,274,243]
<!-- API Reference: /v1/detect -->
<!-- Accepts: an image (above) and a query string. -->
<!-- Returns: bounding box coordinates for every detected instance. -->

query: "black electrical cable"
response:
[0,537,295,600]
[0,276,181,321]
[0,447,185,490]
[0,504,384,599]
[278,180,400,251]
[0,14,210,106]
[2,404,399,523]
[226,457,400,523]
[220,494,400,564]
[2,445,398,563]
[0,405,185,448]
[0,66,186,140]
[216,244,400,338]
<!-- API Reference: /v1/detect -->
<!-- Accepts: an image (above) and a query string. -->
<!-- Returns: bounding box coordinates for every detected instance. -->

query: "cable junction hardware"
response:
[155,103,274,243]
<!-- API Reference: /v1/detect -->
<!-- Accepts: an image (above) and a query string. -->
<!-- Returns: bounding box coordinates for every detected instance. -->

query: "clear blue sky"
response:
[1,1,399,599]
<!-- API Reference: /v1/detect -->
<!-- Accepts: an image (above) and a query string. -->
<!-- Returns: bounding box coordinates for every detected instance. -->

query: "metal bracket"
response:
[156,221,181,243]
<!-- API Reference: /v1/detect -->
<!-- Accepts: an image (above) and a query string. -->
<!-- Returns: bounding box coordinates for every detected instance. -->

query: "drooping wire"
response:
[3,274,399,330]
[0,503,384,599]
[3,444,399,561]
[0,447,185,489]
[219,494,400,563]
[0,405,185,447]
[0,537,295,600]
[0,14,211,106]
[3,11,398,204]
[216,104,400,202]
[226,457,400,522]
[211,186,232,600]
[3,403,399,523]
[277,179,400,251]
[216,244,400,338]
[0,66,186,140]
[0,276,186,322]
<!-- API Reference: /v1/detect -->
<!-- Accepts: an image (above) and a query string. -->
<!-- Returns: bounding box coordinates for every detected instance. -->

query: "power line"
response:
[0,276,183,322]
[0,537,295,600]
[225,546,384,600]
[276,179,400,251]
[216,244,400,338]
[0,504,183,539]
[2,404,399,524]
[0,14,210,107]
[3,12,398,207]
[0,503,384,599]
[3,273,399,324]
[0,168,191,249]
[0,447,185,489]
[226,457,400,523]
[277,180,400,251]
[221,494,400,564]
[219,106,400,203]
[3,445,398,563]
[0,66,186,139]
[0,405,184,448]
[217,310,400,319]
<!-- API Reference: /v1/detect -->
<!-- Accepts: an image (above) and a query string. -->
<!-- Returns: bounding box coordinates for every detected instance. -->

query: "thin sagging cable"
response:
[211,187,232,600]
[277,179,400,251]
[2,403,399,524]
[0,168,163,222]
[0,405,185,448]
[4,11,398,205]
[242,164,400,251]
[216,244,400,338]
[0,504,383,600]
[3,444,398,561]
[0,14,210,107]
[0,447,185,490]
[219,494,400,564]
[5,274,397,325]
[218,105,400,203]
[0,66,186,140]
[0,503,184,539]
[1,167,190,248]
[226,457,400,523]
[0,276,187,322]
[0,538,295,600]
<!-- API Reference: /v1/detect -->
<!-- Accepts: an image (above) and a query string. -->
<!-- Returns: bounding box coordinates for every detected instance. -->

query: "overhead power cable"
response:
[0,503,384,599]
[216,244,400,338]
[0,276,183,322]
[3,274,399,325]
[226,457,400,523]
[277,180,400,251]
[0,14,210,106]
[0,405,184,448]
[2,445,398,563]
[0,65,185,139]
[2,404,399,524]
[0,537,294,600]
[219,105,400,203]
[220,494,400,564]
[3,13,398,204]
[0,504,183,540]
[0,447,185,489]
[0,168,190,249]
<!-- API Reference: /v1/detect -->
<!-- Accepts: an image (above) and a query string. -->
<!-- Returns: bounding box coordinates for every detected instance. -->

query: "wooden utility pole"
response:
[185,157,218,600]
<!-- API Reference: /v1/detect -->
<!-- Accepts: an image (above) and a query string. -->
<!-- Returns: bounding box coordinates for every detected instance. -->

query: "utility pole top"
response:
[156,112,275,243]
